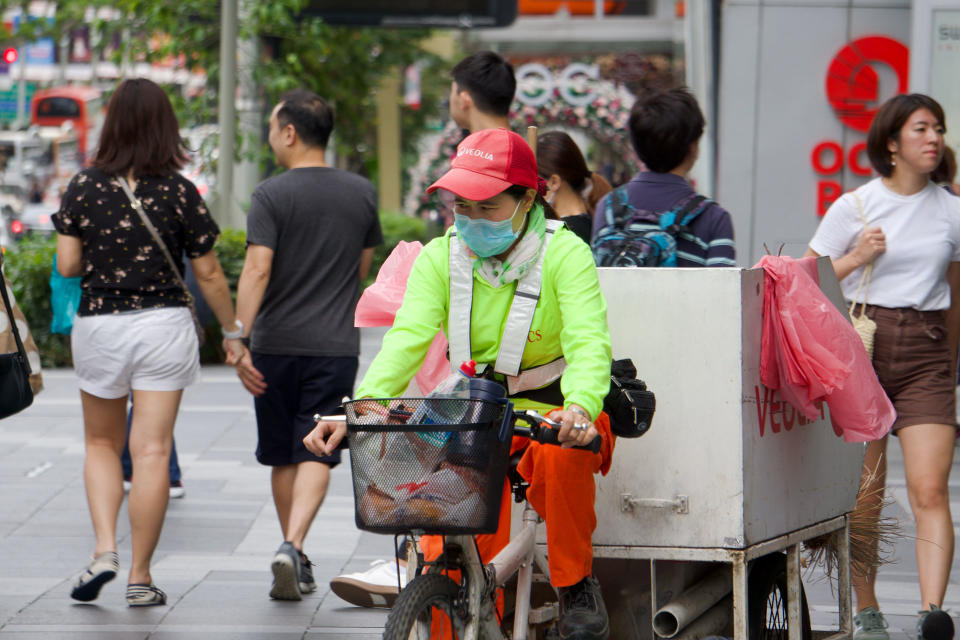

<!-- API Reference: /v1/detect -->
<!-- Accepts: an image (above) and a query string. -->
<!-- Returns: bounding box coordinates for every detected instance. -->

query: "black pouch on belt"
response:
[604,358,656,439]
[500,358,656,439]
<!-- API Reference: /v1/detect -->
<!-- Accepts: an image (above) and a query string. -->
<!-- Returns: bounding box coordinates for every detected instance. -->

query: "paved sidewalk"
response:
[804,435,960,640]
[0,329,393,639]
[1,326,959,639]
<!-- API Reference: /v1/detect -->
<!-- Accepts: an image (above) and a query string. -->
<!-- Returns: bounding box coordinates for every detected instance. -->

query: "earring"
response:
[891,155,896,167]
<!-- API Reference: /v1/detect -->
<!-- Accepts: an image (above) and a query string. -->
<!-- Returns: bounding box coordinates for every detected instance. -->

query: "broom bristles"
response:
[804,456,900,578]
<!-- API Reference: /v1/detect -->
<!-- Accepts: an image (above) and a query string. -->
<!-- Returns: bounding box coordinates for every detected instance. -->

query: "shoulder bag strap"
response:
[116,177,187,286]
[849,192,873,319]
[116,176,204,341]
[0,262,31,373]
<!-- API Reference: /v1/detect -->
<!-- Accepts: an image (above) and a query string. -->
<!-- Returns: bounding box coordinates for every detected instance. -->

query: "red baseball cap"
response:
[427,128,538,201]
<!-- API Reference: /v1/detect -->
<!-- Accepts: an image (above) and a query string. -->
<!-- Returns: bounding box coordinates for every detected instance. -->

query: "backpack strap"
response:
[602,185,631,229]
[663,195,712,248]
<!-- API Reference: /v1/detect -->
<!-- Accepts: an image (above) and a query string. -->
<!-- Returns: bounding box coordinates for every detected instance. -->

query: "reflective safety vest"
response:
[447,219,567,396]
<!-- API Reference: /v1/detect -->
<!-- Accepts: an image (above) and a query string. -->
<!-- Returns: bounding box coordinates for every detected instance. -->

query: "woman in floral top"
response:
[53,78,244,608]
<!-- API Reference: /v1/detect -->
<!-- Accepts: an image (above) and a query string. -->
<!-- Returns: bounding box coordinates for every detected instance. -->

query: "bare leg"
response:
[271,465,296,541]
[271,462,329,550]
[80,391,128,556]
[853,435,888,612]
[898,423,956,609]
[284,462,330,550]
[127,389,182,585]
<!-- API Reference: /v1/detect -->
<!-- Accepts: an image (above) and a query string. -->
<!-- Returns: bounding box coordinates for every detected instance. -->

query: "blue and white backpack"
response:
[591,187,712,267]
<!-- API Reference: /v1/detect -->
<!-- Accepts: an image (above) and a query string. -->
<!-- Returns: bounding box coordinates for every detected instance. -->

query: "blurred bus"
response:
[30,85,104,161]
[518,1,628,14]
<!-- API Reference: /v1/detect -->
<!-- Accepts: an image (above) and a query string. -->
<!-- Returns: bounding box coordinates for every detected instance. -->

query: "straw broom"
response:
[804,456,900,578]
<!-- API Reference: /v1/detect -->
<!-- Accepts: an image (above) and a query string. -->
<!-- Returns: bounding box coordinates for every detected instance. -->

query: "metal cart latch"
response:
[620,494,689,514]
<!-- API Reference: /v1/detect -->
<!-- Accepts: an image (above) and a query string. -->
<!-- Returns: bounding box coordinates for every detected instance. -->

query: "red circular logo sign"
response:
[825,35,909,133]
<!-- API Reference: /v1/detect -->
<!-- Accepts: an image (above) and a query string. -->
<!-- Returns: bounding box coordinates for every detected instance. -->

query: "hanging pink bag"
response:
[756,256,894,442]
[355,241,451,393]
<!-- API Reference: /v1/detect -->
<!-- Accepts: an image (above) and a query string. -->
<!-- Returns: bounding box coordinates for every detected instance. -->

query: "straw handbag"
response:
[849,193,877,359]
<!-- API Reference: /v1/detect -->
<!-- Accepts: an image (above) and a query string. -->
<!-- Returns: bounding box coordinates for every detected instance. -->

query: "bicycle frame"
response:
[411,498,554,640]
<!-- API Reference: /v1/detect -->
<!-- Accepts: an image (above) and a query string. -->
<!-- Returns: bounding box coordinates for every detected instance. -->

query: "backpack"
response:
[591,186,713,267]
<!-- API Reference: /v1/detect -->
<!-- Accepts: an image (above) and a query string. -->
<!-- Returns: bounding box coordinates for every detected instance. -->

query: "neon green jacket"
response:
[355,223,612,419]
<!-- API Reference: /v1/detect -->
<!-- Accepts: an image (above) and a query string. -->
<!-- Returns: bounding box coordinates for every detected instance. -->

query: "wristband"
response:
[222,319,244,340]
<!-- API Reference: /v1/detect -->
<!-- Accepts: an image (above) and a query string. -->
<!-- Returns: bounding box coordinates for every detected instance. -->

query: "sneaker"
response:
[918,605,955,640]
[557,576,610,640]
[169,480,185,499]
[854,606,890,640]
[269,541,302,601]
[330,558,408,608]
[299,552,317,594]
[126,583,167,607]
[70,551,119,602]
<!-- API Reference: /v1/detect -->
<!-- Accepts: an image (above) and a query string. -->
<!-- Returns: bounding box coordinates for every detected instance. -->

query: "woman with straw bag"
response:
[806,94,960,640]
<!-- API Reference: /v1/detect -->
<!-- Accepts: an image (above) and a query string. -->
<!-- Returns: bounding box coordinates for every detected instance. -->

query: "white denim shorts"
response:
[71,306,200,399]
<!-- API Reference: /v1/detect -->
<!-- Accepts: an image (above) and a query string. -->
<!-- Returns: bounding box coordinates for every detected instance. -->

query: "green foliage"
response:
[2,235,71,368]
[213,227,247,291]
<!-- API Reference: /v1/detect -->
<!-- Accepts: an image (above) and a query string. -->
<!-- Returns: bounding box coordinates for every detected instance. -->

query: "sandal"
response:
[126,583,167,607]
[70,551,119,602]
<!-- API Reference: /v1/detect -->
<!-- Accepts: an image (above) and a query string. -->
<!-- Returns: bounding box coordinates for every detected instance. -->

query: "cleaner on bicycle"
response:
[305,127,615,640]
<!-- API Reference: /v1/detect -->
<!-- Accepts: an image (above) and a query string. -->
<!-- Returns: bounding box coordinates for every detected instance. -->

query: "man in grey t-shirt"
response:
[229,89,382,602]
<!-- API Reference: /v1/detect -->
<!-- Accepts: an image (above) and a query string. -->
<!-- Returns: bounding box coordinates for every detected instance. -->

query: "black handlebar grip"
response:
[536,425,602,453]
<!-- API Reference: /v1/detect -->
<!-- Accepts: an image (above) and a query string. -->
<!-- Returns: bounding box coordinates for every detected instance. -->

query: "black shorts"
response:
[252,353,358,467]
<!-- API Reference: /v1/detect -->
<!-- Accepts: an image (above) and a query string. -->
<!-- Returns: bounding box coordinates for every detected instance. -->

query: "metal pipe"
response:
[673,595,733,640]
[490,522,537,587]
[653,566,732,638]
[787,545,801,640]
[215,0,237,227]
[512,504,539,640]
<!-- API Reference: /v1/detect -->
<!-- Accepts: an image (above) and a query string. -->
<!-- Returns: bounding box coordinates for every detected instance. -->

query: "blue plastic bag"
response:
[49,254,81,335]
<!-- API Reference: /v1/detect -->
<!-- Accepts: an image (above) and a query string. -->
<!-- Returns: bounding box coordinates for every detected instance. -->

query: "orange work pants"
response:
[421,411,615,588]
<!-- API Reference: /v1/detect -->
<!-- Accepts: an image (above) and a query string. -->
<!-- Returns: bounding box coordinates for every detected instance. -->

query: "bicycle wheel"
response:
[383,573,468,640]
[747,553,812,640]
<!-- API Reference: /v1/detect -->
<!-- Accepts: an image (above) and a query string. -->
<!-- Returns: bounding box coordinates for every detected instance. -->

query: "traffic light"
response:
[2,47,17,64]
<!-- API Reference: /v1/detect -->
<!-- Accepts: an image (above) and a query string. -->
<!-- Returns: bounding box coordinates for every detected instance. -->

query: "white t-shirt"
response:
[809,178,960,310]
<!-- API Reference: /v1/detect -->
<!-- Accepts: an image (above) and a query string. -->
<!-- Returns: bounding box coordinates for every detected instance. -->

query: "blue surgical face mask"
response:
[454,201,526,258]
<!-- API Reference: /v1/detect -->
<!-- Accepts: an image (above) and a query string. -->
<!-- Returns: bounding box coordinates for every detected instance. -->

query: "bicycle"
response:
[341,393,601,640]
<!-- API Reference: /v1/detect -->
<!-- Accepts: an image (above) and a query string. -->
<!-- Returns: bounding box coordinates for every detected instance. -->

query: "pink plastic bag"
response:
[355,241,423,328]
[756,256,894,442]
[355,241,451,393]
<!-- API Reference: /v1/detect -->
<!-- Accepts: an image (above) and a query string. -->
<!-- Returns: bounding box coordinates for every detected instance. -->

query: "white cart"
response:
[577,258,864,640]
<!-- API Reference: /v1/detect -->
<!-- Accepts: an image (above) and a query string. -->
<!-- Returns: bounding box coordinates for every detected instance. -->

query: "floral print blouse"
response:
[52,168,219,316]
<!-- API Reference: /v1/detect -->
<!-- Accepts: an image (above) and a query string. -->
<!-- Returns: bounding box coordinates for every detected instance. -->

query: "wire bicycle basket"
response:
[345,397,513,535]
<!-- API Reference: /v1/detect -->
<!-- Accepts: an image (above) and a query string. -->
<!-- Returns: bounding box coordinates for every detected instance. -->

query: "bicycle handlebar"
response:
[512,409,602,454]
[324,402,602,454]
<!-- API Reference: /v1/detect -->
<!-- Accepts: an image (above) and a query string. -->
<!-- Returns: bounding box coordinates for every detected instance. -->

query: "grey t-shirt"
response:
[246,166,382,356]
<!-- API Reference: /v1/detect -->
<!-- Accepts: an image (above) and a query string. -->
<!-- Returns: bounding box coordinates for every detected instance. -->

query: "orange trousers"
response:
[421,411,615,588]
